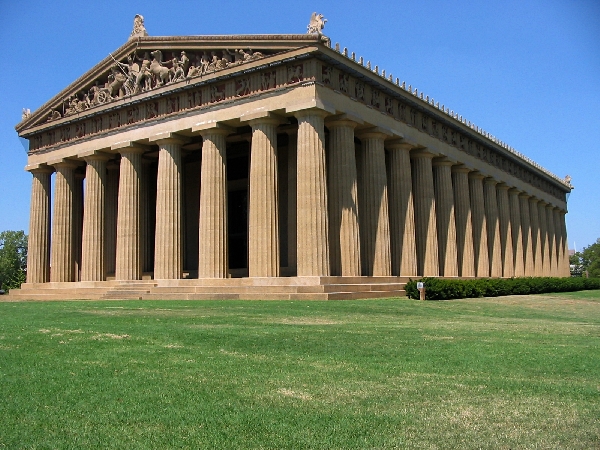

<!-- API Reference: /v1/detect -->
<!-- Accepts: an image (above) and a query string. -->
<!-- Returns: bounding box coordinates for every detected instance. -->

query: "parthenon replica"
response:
[11,14,572,300]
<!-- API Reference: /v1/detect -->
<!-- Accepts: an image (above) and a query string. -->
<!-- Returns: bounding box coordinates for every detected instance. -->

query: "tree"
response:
[580,238,600,278]
[0,231,28,291]
[570,252,583,277]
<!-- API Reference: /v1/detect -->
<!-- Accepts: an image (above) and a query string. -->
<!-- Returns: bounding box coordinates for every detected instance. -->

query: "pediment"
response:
[16,34,324,133]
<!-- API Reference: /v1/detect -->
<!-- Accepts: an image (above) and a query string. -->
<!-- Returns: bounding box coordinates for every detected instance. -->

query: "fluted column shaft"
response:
[248,118,280,277]
[50,162,77,282]
[27,168,53,283]
[115,148,144,280]
[496,185,514,278]
[387,142,417,276]
[73,173,84,281]
[295,110,330,276]
[81,155,108,281]
[509,189,525,277]
[327,120,361,276]
[105,162,119,276]
[468,173,489,277]
[198,129,229,278]
[286,131,298,274]
[557,209,569,276]
[538,202,550,276]
[154,139,184,279]
[529,197,542,277]
[545,204,556,276]
[484,178,502,277]
[519,194,534,276]
[411,150,439,276]
[357,132,391,276]
[433,160,458,276]
[452,166,475,277]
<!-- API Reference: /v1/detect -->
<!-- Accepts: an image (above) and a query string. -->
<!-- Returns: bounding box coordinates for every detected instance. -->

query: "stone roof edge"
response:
[15,34,323,133]
[316,44,573,192]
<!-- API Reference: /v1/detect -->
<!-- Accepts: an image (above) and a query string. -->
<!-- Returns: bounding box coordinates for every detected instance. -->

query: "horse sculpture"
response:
[149,50,170,86]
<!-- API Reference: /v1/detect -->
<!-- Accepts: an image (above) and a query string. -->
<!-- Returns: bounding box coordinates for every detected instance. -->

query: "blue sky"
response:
[1,0,598,250]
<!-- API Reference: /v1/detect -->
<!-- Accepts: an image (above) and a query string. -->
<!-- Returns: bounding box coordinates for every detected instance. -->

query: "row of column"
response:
[26,108,570,283]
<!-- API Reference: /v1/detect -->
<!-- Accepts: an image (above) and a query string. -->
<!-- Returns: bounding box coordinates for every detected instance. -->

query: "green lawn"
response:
[1,292,599,449]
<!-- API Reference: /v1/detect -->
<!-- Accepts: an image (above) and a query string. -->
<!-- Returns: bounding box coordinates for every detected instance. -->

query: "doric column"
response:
[452,165,475,277]
[80,153,108,281]
[105,161,119,277]
[26,167,53,283]
[196,125,231,278]
[356,129,391,276]
[294,109,330,276]
[483,178,502,278]
[326,117,361,276]
[411,149,439,277]
[519,193,535,276]
[247,115,280,277]
[496,184,514,278]
[538,202,550,276]
[468,172,489,277]
[433,159,458,277]
[151,133,188,280]
[557,209,569,276]
[387,141,417,276]
[545,203,556,276]
[114,144,145,280]
[73,172,84,281]
[509,189,525,277]
[529,197,542,277]
[50,161,77,282]
[286,129,298,274]
[141,159,152,274]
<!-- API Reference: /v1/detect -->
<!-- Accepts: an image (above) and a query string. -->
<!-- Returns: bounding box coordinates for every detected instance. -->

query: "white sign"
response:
[417,282,424,289]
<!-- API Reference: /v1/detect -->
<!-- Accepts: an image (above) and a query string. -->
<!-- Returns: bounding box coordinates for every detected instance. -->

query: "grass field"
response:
[1,291,599,449]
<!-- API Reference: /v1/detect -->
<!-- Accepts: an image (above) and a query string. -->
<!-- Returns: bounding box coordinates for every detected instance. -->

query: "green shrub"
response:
[405,276,600,300]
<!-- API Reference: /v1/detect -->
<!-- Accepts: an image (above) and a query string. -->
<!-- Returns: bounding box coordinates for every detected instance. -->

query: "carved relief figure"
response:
[385,97,393,115]
[339,73,349,93]
[355,82,364,100]
[236,77,250,96]
[322,66,332,85]
[371,89,380,108]
[287,65,302,83]
[149,50,170,86]
[261,71,275,91]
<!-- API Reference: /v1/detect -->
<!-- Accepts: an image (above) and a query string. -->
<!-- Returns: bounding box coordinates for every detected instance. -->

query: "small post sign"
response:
[417,282,426,301]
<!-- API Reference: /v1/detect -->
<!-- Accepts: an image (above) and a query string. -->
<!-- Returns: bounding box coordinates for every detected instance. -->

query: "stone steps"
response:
[2,277,407,301]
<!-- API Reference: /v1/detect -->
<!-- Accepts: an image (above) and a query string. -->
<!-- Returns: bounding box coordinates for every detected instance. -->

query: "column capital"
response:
[192,121,235,136]
[148,132,191,146]
[468,171,486,181]
[48,158,79,170]
[483,177,499,186]
[386,138,413,151]
[286,100,336,118]
[355,126,392,140]
[325,113,364,128]
[81,151,111,162]
[451,164,472,174]
[25,164,54,174]
[518,192,531,199]
[496,182,511,191]
[528,196,540,204]
[432,157,455,167]
[410,148,437,159]
[240,110,284,126]
[110,141,151,154]
[545,202,556,210]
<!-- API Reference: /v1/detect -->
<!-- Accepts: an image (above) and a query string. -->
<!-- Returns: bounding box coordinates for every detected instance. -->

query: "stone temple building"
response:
[11,15,572,300]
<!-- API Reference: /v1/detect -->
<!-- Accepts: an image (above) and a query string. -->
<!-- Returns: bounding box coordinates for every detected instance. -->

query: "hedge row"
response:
[405,277,600,300]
